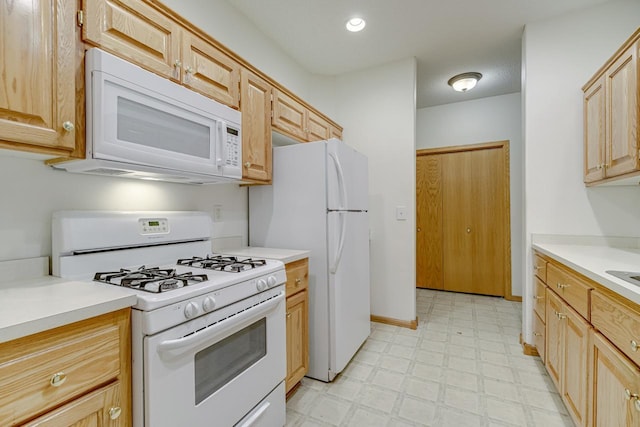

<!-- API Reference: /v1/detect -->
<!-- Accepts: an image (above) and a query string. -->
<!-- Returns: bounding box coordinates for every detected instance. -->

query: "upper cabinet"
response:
[0,0,76,156]
[82,0,239,108]
[241,69,272,183]
[273,88,343,143]
[583,28,639,185]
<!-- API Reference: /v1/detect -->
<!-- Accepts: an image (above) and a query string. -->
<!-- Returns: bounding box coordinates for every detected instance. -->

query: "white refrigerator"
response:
[249,138,370,382]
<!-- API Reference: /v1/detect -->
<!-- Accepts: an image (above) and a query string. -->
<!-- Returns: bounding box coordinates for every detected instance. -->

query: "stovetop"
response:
[91,255,284,311]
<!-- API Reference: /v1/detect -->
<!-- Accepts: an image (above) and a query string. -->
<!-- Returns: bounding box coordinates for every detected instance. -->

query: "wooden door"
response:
[272,88,308,142]
[605,41,638,178]
[546,290,563,391]
[0,0,76,153]
[240,69,272,182]
[563,304,590,427]
[416,154,443,289]
[583,76,606,182]
[591,331,640,427]
[181,31,240,108]
[83,0,181,81]
[285,290,308,394]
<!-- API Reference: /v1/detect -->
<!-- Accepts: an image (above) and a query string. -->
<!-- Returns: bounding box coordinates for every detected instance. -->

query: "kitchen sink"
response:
[606,270,640,287]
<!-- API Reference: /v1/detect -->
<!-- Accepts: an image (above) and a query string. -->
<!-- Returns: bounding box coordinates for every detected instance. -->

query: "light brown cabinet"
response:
[583,28,640,185]
[284,258,309,396]
[272,88,342,143]
[0,0,76,156]
[83,0,240,108]
[545,289,591,427]
[0,309,131,426]
[590,330,640,427]
[240,69,272,182]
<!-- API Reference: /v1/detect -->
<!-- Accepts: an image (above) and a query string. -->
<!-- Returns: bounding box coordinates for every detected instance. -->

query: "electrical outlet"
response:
[213,205,223,222]
[396,206,407,221]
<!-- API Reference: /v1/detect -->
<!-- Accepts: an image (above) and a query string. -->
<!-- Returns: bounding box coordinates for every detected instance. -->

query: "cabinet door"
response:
[591,331,640,427]
[240,69,272,182]
[25,382,122,427]
[285,290,308,394]
[583,76,606,182]
[83,0,181,81]
[272,88,308,142]
[330,126,343,141]
[562,304,590,427]
[181,32,240,108]
[605,40,638,178]
[533,312,546,364]
[546,290,563,391]
[0,0,75,153]
[307,110,331,142]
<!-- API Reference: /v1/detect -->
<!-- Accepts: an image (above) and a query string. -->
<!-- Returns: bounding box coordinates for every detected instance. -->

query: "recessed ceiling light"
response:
[346,17,366,32]
[447,72,482,92]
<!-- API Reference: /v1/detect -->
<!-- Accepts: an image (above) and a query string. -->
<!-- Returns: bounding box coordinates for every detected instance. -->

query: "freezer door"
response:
[327,211,371,377]
[327,139,369,211]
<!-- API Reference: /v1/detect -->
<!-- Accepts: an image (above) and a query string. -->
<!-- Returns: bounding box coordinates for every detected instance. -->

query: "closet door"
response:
[416,154,443,289]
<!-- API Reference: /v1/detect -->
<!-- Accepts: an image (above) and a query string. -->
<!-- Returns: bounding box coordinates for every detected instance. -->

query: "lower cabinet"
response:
[284,258,309,396]
[590,331,640,427]
[0,309,131,426]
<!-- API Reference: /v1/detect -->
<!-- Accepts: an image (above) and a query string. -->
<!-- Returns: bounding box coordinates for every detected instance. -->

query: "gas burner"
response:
[177,255,267,273]
[94,266,208,293]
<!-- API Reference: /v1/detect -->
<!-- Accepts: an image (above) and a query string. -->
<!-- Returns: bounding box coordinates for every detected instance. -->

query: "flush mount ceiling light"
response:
[447,72,483,92]
[346,17,366,32]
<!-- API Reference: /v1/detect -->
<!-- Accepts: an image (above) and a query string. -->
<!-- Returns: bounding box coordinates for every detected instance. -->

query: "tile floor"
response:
[285,288,574,427]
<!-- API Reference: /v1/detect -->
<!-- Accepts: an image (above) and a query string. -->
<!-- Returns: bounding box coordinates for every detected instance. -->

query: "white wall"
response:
[416,93,523,297]
[0,154,247,262]
[523,0,640,342]
[335,58,417,323]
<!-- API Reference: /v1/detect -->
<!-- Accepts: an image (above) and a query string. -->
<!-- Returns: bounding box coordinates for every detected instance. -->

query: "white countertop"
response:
[532,242,640,305]
[0,276,137,344]
[222,247,310,264]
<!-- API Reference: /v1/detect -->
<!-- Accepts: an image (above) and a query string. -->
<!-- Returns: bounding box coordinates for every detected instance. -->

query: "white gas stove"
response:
[52,211,286,427]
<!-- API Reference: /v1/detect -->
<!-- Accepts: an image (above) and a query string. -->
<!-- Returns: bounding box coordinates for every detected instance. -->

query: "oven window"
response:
[194,318,267,405]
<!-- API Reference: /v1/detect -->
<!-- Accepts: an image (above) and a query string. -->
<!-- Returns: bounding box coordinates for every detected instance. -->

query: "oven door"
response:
[143,289,286,427]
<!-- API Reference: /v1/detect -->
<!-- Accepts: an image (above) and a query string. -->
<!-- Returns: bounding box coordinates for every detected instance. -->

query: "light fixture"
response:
[447,72,482,92]
[346,17,366,32]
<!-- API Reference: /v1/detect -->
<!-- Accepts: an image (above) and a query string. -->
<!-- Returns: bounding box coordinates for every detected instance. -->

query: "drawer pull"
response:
[556,283,570,289]
[533,332,542,337]
[554,311,567,320]
[533,266,540,271]
[632,340,639,352]
[50,372,67,387]
[295,278,302,286]
[109,407,122,420]
[625,388,639,401]
[534,296,544,300]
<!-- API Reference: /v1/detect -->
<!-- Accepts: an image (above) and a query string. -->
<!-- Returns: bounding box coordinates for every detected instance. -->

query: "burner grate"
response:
[177,255,266,273]
[94,266,208,293]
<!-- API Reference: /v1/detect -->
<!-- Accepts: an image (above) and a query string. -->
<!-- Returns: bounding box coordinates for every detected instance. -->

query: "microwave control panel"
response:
[225,126,240,168]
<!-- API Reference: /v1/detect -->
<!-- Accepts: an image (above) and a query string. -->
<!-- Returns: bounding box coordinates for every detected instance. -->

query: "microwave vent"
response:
[85,168,130,176]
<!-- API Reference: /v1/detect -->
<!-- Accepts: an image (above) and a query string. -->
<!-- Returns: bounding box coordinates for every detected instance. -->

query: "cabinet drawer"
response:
[534,278,547,321]
[285,258,308,297]
[0,315,123,425]
[546,263,592,320]
[591,290,640,367]
[533,312,545,363]
[534,254,547,283]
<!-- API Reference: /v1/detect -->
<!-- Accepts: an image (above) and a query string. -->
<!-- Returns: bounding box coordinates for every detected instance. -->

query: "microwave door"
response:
[93,71,221,176]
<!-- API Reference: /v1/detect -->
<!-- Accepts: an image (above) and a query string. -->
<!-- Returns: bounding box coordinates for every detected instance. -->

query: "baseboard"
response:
[505,294,523,302]
[519,333,539,357]
[371,315,418,330]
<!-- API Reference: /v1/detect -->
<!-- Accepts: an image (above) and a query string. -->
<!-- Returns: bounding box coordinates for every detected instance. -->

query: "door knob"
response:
[417,227,421,232]
[466,227,471,233]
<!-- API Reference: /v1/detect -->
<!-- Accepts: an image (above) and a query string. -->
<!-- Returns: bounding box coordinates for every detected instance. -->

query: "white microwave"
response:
[53,48,242,184]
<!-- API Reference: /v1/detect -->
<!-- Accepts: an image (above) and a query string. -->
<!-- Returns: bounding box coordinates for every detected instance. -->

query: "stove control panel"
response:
[139,218,169,234]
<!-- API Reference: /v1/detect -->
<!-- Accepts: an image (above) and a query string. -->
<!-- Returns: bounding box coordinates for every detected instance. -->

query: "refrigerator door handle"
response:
[329,151,348,209]
[330,211,346,274]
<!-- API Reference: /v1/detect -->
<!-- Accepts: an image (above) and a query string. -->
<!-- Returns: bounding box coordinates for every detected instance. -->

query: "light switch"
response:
[396,206,407,221]
[213,205,223,221]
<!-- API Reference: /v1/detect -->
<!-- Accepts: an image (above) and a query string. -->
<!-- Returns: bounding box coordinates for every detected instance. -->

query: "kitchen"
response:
[1,0,640,426]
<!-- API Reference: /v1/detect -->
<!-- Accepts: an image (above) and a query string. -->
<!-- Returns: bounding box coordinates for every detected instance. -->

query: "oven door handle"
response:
[157,291,285,357]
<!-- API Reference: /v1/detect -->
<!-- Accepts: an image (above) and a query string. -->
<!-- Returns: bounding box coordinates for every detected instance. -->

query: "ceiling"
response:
[226,0,613,108]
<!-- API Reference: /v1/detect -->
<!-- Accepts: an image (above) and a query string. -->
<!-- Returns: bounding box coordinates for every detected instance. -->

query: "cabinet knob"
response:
[631,340,639,352]
[533,266,540,271]
[244,162,251,168]
[185,66,193,74]
[533,332,542,337]
[556,282,570,289]
[174,59,182,68]
[50,372,67,387]
[534,296,544,300]
[62,121,74,132]
[554,311,567,320]
[109,407,122,420]
[295,278,302,286]
[286,312,291,318]
[625,388,639,401]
